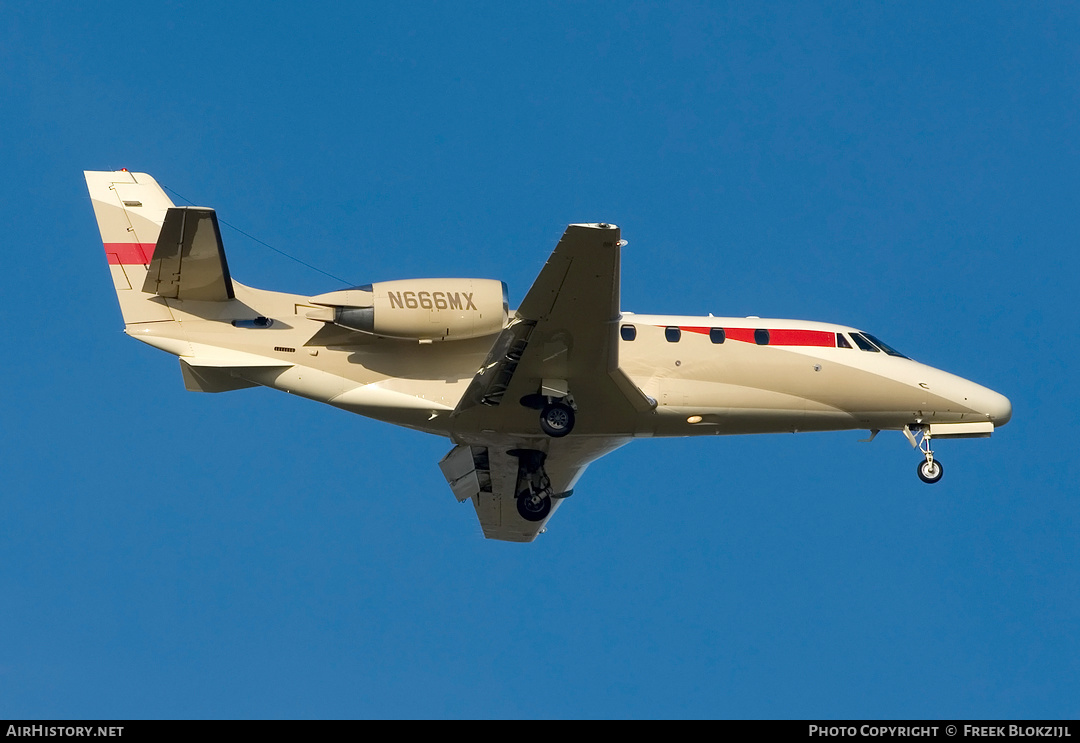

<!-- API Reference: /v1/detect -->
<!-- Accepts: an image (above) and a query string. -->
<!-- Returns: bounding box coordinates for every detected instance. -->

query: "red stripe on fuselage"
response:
[659,325,836,347]
[104,243,155,265]
[723,327,757,344]
[767,329,835,347]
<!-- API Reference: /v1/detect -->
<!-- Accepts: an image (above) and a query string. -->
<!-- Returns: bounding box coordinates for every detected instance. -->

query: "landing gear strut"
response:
[908,425,944,484]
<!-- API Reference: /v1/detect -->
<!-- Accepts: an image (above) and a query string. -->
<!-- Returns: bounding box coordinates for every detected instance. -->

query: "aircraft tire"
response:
[517,493,552,522]
[917,459,944,484]
[539,402,575,438]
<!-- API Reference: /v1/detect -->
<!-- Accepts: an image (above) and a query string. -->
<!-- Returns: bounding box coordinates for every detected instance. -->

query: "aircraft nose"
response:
[923,367,1012,427]
[986,390,1012,427]
[965,382,1012,427]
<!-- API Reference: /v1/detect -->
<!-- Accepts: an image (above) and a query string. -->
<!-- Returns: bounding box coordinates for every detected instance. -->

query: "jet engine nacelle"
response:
[309,279,508,341]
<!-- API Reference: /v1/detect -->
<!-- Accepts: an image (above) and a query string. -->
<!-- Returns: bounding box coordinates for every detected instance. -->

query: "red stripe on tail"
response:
[104,243,155,265]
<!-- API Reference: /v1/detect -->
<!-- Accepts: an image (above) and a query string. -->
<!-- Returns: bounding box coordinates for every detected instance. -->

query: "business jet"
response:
[86,170,1012,542]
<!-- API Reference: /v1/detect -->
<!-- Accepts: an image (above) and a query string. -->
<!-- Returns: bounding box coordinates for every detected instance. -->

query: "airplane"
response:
[85,170,1012,542]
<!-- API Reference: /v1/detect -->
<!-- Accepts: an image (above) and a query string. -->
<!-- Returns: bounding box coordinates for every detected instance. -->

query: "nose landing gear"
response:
[917,457,944,484]
[906,425,944,484]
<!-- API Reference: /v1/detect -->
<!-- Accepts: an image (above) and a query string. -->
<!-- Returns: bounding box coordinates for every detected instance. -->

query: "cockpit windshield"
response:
[850,332,879,352]
[859,332,910,359]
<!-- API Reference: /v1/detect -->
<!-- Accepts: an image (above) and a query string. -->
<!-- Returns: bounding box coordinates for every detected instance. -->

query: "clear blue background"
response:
[1,1,1076,719]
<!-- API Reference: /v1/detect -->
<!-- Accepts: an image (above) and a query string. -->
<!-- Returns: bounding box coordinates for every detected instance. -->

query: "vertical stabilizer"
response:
[85,170,176,324]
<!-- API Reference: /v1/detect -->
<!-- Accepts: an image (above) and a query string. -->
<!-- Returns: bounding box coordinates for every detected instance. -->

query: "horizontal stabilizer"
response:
[179,359,260,393]
[177,347,293,393]
[144,207,235,301]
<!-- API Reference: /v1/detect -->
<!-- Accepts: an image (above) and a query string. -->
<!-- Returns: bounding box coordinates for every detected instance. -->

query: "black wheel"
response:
[917,458,944,484]
[539,402,575,437]
[517,492,552,521]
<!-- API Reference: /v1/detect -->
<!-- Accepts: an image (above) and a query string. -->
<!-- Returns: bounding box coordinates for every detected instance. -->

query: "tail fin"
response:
[85,170,176,324]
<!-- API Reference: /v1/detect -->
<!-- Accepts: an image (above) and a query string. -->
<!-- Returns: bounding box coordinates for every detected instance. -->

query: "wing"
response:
[453,223,653,435]
[439,437,629,542]
[442,223,651,541]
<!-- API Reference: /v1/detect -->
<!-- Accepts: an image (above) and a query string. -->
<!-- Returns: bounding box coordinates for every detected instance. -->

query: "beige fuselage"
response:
[126,280,1011,443]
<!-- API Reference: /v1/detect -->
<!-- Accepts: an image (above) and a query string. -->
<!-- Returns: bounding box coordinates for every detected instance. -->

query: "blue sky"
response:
[1,2,1077,719]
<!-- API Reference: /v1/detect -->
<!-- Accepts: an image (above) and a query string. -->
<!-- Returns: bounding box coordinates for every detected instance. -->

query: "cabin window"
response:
[836,333,852,349]
[754,329,770,345]
[850,332,881,352]
[708,327,725,344]
[665,326,681,343]
[621,324,637,341]
[862,333,910,359]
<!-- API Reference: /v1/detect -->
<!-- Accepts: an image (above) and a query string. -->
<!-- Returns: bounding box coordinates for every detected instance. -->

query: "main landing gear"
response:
[521,394,577,438]
[517,488,552,521]
[508,449,574,522]
[540,401,575,437]
[510,449,554,521]
[906,425,944,484]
